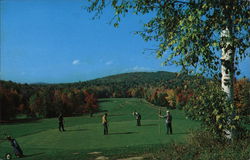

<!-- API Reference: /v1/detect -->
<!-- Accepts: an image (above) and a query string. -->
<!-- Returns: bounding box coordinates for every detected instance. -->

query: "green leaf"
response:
[216,115,221,122]
[188,15,194,21]
[234,116,240,120]
[212,109,218,115]
[114,23,119,28]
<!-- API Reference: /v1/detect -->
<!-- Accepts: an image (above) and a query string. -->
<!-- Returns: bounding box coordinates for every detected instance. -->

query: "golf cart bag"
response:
[9,138,24,158]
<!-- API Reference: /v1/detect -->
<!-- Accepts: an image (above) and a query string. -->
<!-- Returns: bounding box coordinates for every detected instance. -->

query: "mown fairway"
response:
[0,98,199,160]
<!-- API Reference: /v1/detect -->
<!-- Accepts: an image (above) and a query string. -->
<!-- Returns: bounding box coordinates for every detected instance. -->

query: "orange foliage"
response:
[234,78,250,114]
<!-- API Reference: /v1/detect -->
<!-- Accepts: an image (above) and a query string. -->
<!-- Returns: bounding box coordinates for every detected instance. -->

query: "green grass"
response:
[0,98,200,160]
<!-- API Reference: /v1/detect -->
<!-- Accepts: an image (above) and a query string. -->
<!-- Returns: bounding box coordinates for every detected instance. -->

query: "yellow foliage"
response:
[165,89,176,107]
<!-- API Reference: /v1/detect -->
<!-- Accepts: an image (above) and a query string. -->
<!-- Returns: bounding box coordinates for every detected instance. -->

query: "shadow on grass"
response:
[24,152,45,158]
[109,132,137,135]
[142,124,157,127]
[109,114,127,117]
[66,129,88,132]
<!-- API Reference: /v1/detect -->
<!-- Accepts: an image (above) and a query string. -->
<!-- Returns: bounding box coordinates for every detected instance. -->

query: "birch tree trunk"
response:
[221,28,235,139]
[221,28,234,101]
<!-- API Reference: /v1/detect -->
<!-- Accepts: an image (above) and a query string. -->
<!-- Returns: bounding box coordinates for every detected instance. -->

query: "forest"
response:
[0,71,249,121]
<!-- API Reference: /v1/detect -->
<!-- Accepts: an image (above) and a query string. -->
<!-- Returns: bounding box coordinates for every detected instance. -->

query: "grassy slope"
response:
[0,98,199,160]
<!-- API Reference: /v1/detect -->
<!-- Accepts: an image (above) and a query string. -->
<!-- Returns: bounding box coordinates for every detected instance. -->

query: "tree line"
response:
[0,81,99,120]
[1,72,249,121]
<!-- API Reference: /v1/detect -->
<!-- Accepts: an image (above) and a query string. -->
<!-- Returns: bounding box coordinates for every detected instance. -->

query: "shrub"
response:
[184,81,247,140]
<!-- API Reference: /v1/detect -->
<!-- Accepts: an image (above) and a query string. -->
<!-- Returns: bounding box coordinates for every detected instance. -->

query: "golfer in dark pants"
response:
[58,114,65,132]
[102,113,108,135]
[135,112,141,126]
[159,111,173,134]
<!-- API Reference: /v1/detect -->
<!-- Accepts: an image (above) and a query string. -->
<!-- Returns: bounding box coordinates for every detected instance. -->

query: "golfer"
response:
[58,114,65,132]
[159,111,173,134]
[102,113,108,135]
[135,112,141,126]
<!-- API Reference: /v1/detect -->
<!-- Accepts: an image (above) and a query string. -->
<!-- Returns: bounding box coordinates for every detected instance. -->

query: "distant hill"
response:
[31,82,50,85]
[0,71,196,89]
[87,71,177,84]
[64,71,196,89]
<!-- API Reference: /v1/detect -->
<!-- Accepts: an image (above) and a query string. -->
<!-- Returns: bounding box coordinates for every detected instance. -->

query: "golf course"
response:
[0,98,200,160]
[1,0,250,159]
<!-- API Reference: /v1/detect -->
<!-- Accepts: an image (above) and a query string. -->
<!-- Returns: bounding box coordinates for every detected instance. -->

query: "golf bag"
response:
[10,139,24,157]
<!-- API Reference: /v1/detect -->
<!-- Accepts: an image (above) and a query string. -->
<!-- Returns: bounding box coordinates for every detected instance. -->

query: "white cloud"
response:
[105,61,113,65]
[72,60,80,65]
[132,66,149,71]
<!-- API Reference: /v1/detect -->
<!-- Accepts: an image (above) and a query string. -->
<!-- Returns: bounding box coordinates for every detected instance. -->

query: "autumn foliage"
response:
[234,78,250,115]
[1,75,249,121]
[0,81,99,120]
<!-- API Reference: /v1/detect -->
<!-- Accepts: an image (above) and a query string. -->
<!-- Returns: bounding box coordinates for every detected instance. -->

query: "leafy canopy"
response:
[87,0,249,76]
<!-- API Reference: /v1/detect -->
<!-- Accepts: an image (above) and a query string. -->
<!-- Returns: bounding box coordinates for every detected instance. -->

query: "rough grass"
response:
[149,130,250,160]
[0,98,200,160]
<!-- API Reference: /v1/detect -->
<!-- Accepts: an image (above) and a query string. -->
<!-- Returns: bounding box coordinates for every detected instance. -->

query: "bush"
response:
[184,81,247,140]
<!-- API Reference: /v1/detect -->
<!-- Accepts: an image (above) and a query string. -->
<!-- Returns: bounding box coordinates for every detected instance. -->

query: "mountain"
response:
[87,71,177,84]
[0,71,195,90]
[63,71,195,90]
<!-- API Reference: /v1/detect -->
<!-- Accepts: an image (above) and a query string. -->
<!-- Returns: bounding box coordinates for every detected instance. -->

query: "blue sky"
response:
[0,0,249,83]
